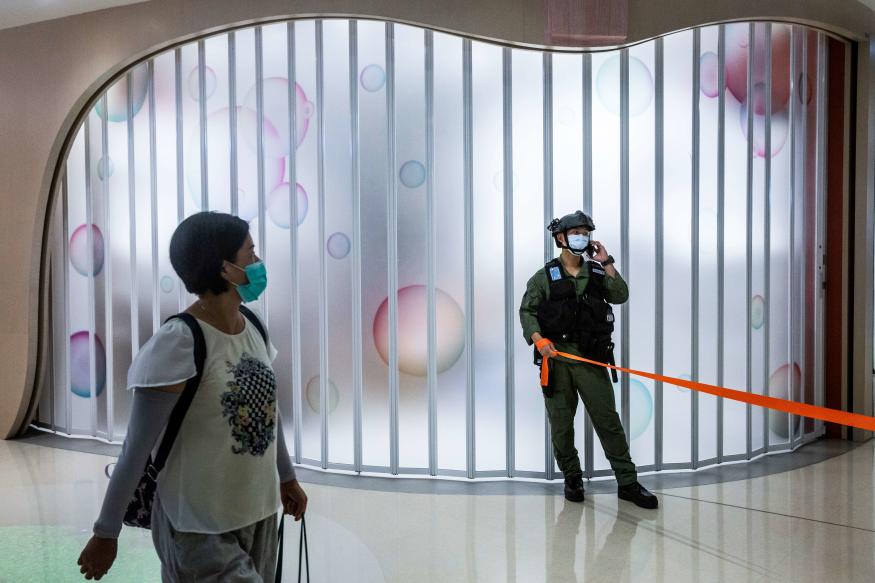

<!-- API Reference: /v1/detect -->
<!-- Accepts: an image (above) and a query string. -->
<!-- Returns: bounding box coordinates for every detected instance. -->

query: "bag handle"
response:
[274,513,308,583]
[298,513,309,583]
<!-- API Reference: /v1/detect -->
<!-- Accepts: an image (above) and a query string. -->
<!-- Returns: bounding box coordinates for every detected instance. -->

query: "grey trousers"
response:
[151,493,279,583]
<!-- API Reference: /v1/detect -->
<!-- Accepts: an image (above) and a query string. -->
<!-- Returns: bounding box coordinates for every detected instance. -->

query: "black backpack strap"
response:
[152,313,206,473]
[239,304,268,347]
[584,259,607,299]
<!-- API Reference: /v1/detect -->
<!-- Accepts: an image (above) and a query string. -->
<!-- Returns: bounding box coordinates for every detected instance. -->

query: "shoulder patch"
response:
[548,266,562,281]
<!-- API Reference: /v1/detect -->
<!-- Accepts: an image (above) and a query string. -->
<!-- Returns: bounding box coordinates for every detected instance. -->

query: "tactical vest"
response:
[535,258,616,363]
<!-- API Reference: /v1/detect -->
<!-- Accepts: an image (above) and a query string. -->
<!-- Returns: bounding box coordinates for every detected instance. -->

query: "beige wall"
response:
[2,0,874,438]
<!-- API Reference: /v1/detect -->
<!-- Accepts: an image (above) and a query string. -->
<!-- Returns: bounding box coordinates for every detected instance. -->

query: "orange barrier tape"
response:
[535,339,553,387]
[539,350,875,432]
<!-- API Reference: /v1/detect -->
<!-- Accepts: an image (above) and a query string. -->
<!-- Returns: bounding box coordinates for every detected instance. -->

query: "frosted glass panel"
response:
[44,19,829,480]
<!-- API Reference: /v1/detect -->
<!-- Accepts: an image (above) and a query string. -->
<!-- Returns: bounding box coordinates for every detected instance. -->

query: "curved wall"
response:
[1,0,873,445]
[38,17,831,479]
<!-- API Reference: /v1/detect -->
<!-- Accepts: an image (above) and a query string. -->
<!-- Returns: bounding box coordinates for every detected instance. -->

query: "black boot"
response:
[617,481,658,509]
[564,475,585,502]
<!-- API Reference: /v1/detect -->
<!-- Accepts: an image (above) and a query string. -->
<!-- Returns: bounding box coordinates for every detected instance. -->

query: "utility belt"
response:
[533,339,618,398]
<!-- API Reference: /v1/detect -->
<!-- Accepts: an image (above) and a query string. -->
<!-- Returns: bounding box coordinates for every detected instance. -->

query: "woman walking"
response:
[77,212,307,582]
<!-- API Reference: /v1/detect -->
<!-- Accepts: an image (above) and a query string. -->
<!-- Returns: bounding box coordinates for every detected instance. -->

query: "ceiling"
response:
[0,0,149,31]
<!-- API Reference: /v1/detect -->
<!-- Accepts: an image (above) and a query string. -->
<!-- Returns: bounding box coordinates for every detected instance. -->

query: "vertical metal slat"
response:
[255,28,268,323]
[387,22,400,475]
[229,32,239,217]
[349,20,364,473]
[582,52,595,478]
[100,95,115,441]
[691,28,701,468]
[84,117,98,437]
[654,38,665,470]
[463,38,476,479]
[127,70,140,356]
[716,24,726,463]
[744,23,755,459]
[763,24,773,452]
[175,50,185,312]
[620,48,630,435]
[542,51,554,480]
[315,20,329,468]
[286,22,304,463]
[425,29,439,476]
[502,46,515,477]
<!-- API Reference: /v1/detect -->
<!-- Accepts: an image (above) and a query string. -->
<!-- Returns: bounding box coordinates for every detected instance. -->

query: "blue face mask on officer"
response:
[566,233,590,256]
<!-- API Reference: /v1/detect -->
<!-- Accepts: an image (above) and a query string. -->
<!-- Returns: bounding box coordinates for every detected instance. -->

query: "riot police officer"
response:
[519,211,658,509]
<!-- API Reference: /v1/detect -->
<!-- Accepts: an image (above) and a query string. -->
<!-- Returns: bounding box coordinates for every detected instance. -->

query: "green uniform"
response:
[518,258,637,486]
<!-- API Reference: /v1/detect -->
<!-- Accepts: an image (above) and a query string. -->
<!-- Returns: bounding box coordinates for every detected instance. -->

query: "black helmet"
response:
[547,211,595,236]
[547,211,595,254]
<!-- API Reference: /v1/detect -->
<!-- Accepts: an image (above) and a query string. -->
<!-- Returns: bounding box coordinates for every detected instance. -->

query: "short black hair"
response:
[169,212,249,295]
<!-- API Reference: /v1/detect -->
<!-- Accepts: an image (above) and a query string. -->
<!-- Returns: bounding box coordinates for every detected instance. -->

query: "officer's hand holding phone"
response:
[588,240,610,262]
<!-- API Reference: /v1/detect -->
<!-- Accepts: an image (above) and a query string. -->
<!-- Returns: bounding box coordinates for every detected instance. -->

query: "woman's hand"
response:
[280,479,308,521]
[77,535,117,580]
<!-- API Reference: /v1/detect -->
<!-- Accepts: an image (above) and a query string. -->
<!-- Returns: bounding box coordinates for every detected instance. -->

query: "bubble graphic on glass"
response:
[373,285,465,377]
[186,107,285,221]
[244,78,314,158]
[187,66,217,101]
[360,64,386,92]
[327,233,351,259]
[305,376,340,414]
[768,363,802,439]
[727,23,750,49]
[596,55,653,116]
[797,72,813,105]
[97,156,114,181]
[160,276,175,294]
[739,90,789,158]
[266,182,308,229]
[725,23,791,113]
[751,295,766,329]
[69,224,105,277]
[95,64,148,122]
[399,160,426,188]
[699,52,719,98]
[70,331,106,398]
[612,378,653,440]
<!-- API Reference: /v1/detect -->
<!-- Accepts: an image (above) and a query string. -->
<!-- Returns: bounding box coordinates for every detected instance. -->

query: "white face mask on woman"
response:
[566,233,590,255]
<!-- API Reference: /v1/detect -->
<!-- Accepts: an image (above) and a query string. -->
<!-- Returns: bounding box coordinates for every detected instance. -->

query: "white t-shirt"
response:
[126,310,281,534]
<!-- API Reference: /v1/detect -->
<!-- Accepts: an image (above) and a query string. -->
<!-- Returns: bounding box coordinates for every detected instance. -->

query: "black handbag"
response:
[121,306,269,529]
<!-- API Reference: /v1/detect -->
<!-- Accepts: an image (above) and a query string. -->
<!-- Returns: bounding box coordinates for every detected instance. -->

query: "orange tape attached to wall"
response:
[538,350,875,432]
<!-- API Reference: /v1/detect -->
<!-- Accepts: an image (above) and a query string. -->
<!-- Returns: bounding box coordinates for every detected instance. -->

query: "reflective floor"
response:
[1,438,873,582]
